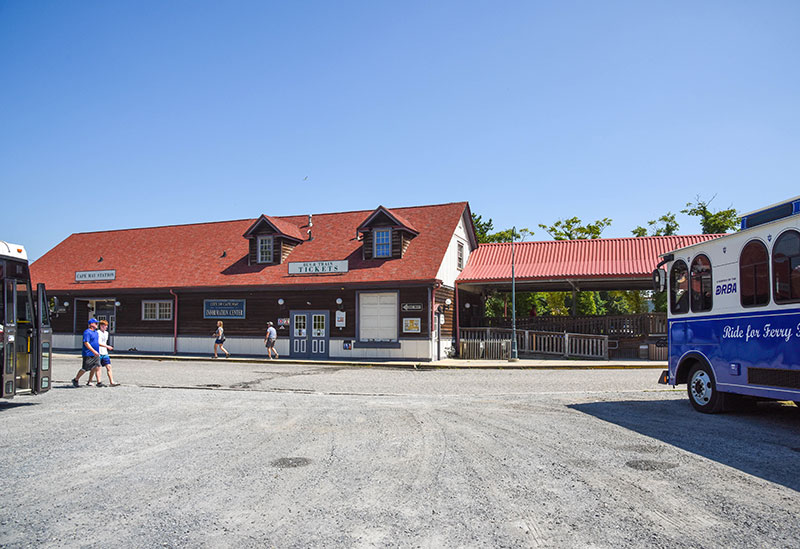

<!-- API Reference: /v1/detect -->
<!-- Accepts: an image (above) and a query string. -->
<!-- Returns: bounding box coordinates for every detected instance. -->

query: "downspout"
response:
[169,289,178,355]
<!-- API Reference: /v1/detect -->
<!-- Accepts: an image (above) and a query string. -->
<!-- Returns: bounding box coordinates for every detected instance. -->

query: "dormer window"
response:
[358,206,418,261]
[257,235,274,263]
[374,229,391,258]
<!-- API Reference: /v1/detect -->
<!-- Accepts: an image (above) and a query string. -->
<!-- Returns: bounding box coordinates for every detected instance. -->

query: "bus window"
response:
[773,229,800,304]
[740,240,770,307]
[670,260,689,314]
[16,282,33,324]
[690,255,713,312]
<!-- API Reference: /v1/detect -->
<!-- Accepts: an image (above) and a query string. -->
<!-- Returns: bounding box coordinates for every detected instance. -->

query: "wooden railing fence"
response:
[463,313,666,338]
[460,328,608,360]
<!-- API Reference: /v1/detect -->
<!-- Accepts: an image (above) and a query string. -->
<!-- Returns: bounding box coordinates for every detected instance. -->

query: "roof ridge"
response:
[477,234,719,245]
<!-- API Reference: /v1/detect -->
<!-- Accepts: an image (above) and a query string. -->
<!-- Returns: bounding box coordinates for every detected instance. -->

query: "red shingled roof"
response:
[31,202,469,291]
[457,235,723,283]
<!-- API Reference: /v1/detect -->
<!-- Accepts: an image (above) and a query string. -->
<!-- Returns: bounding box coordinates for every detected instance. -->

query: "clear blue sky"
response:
[2,1,799,260]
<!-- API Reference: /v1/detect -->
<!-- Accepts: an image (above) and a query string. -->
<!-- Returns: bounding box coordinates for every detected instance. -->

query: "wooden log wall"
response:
[48,286,433,340]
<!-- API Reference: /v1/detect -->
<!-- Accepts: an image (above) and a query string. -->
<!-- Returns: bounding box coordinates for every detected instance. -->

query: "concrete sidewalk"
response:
[53,351,666,370]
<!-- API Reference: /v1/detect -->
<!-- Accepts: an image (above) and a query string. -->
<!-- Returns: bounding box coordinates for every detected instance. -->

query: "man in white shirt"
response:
[264,321,279,360]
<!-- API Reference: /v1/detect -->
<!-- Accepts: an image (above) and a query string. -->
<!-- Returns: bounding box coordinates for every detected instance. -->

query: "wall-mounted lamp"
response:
[114,301,121,307]
[277,298,285,306]
[335,298,343,305]
[445,298,452,307]
[464,302,471,309]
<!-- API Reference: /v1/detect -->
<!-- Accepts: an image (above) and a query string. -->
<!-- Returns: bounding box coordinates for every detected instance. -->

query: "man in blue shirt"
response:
[72,318,100,387]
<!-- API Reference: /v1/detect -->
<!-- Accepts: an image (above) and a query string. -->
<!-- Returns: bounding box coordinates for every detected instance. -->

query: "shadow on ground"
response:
[0,401,39,410]
[570,399,800,492]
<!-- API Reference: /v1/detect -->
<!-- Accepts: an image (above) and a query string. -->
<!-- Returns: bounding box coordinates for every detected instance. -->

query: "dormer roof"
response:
[243,215,304,242]
[357,206,419,235]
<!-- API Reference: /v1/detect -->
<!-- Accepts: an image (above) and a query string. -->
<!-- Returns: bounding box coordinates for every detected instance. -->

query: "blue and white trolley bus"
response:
[656,196,800,412]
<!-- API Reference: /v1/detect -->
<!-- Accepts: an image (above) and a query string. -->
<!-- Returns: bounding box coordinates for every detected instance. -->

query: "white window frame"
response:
[457,241,464,270]
[257,235,274,264]
[374,229,391,258]
[142,300,173,321]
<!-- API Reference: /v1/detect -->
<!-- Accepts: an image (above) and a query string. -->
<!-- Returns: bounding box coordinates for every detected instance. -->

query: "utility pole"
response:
[509,226,519,362]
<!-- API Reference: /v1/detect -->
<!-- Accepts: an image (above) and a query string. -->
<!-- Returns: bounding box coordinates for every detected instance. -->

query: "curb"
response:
[53,352,666,371]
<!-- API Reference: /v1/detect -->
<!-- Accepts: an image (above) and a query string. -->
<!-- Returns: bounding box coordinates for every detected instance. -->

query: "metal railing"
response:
[459,328,608,360]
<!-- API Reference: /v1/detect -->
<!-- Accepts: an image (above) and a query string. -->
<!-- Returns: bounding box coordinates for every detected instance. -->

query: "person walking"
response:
[96,320,120,386]
[264,321,279,359]
[213,320,230,358]
[72,318,100,387]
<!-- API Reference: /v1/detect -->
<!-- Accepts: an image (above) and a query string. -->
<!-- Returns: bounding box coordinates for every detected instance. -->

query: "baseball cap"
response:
[88,318,99,325]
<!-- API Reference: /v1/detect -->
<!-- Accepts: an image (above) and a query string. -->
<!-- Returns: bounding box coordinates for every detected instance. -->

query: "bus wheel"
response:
[687,363,725,413]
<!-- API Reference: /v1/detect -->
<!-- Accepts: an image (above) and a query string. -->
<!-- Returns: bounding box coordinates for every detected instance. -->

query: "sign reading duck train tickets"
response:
[288,260,349,275]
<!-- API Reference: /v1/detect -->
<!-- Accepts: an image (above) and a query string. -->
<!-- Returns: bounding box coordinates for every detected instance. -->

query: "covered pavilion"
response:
[454,234,722,358]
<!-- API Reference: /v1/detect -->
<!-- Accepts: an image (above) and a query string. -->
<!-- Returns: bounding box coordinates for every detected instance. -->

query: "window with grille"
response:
[374,229,391,258]
[142,300,172,321]
[257,236,274,264]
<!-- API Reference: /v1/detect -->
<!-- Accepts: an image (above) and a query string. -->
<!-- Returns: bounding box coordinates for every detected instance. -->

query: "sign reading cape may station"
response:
[204,299,246,319]
[288,260,349,275]
[75,270,116,282]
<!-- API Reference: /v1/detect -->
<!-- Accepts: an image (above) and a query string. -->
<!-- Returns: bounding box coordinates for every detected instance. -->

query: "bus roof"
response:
[0,241,28,262]
[739,195,800,218]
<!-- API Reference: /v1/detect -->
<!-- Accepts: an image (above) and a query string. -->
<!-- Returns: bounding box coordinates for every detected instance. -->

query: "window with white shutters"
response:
[358,292,397,341]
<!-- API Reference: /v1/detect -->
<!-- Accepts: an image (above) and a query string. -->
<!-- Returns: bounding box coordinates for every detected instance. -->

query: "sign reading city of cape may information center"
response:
[204,300,246,319]
[75,270,116,282]
[288,260,349,275]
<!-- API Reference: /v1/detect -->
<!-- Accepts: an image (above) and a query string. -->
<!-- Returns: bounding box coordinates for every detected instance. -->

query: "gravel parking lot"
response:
[1,356,798,548]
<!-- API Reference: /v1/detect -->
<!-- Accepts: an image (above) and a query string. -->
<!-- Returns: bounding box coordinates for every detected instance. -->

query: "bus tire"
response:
[687,363,726,413]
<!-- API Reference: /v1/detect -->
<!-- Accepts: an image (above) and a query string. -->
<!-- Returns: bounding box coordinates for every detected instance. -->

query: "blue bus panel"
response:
[669,308,800,401]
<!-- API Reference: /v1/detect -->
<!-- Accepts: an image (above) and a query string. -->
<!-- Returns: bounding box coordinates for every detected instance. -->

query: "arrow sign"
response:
[401,303,423,312]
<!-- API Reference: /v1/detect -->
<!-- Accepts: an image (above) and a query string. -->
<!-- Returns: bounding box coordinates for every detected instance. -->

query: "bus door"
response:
[12,279,36,393]
[1,272,15,397]
[36,283,52,393]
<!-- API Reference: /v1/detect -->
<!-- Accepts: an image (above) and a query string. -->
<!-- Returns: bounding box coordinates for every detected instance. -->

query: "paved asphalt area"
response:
[1,356,798,548]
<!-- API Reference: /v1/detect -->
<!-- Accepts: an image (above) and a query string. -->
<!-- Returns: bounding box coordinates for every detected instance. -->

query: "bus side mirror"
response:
[653,268,666,293]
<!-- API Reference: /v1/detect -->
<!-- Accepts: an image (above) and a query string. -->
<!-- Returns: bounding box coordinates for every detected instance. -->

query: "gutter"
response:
[169,289,178,354]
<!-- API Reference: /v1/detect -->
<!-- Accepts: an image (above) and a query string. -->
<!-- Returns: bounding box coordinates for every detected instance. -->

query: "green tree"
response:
[471,214,495,244]
[538,216,612,240]
[682,195,738,234]
[632,212,680,237]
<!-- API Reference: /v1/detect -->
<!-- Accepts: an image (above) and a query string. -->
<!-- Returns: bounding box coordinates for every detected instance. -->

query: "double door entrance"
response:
[290,310,329,359]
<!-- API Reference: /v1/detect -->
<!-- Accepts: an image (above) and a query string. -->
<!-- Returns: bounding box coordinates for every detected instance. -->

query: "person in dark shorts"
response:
[96,319,119,386]
[264,321,279,359]
[72,318,100,387]
[213,320,229,358]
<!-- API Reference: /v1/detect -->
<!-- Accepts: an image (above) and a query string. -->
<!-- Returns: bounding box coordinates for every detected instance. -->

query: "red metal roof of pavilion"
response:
[31,202,469,292]
[457,235,723,289]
